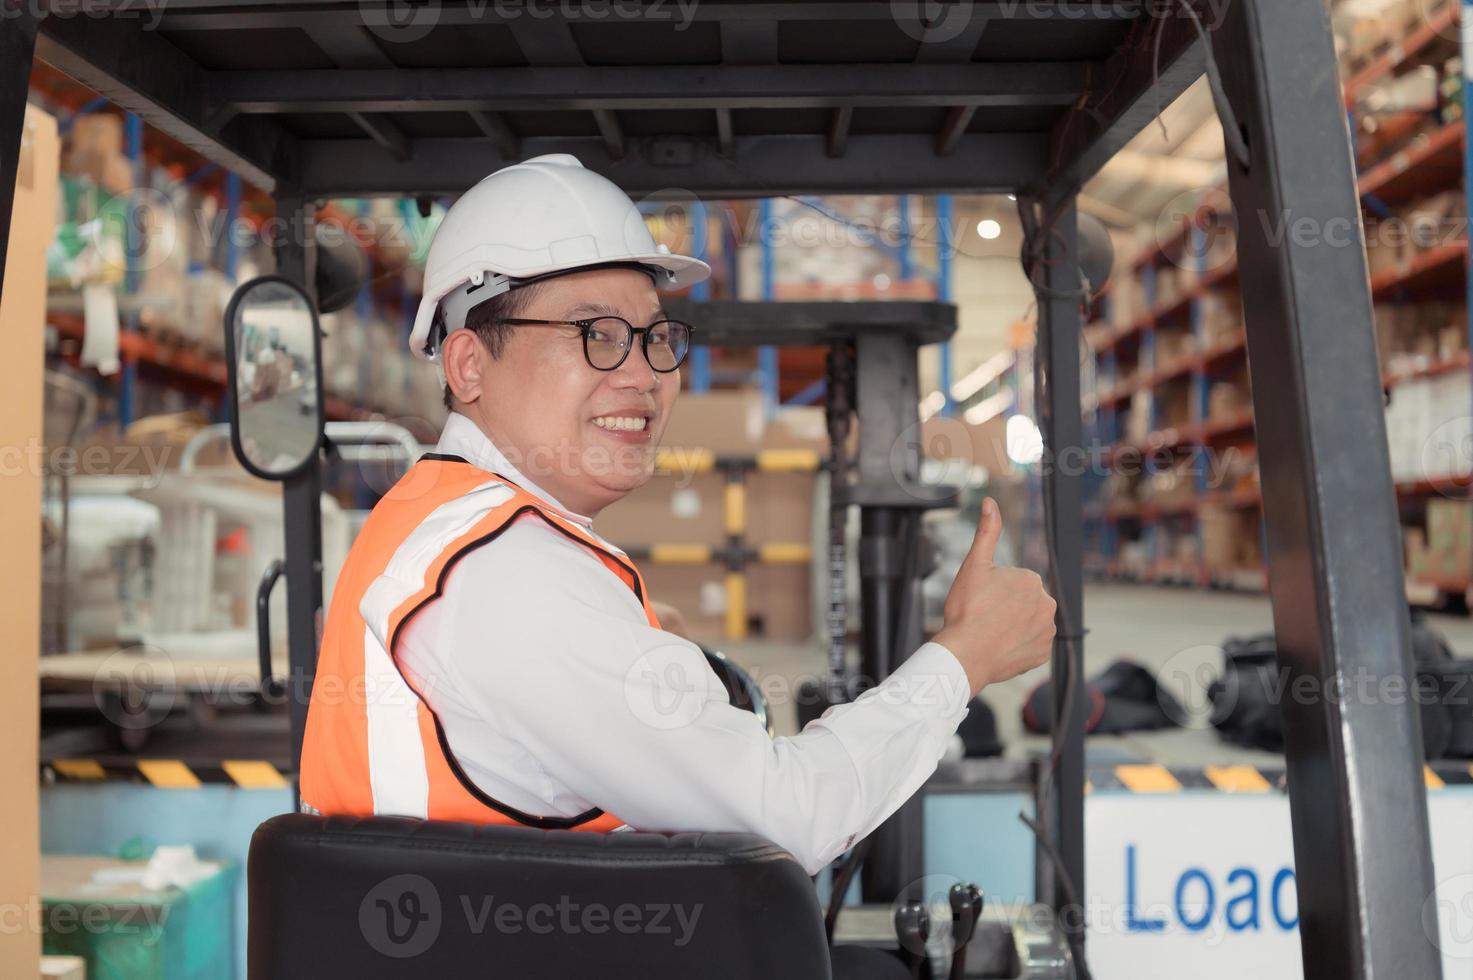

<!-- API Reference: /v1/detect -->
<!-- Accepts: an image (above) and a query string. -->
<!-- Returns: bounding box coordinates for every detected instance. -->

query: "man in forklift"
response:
[298,155,1057,977]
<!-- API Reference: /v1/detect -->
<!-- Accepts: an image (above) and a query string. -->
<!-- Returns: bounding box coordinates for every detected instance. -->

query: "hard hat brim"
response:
[409,249,710,361]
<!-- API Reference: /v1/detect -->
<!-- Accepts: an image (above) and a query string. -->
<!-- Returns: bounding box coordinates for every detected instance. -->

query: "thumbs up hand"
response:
[934,498,1057,696]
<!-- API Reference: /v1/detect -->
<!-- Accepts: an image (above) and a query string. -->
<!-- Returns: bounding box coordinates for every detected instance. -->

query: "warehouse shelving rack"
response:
[25,66,496,432]
[1082,2,1473,602]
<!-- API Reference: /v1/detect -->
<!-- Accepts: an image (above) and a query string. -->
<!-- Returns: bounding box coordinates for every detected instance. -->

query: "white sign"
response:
[1084,792,1473,980]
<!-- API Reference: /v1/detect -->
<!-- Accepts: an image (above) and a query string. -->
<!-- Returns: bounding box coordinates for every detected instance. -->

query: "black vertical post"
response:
[1036,195,1086,949]
[855,331,927,902]
[273,193,323,780]
[858,508,900,685]
[1208,3,1440,978]
[0,7,40,314]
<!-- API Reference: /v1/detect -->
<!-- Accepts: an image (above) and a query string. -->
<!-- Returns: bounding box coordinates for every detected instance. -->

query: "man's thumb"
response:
[970,497,1002,564]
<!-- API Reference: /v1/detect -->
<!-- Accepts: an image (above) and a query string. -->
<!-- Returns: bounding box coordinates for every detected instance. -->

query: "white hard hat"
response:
[408,153,711,360]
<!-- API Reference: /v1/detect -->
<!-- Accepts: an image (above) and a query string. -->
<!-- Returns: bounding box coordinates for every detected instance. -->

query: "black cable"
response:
[825,835,873,944]
[1020,813,1093,980]
[1160,0,1252,171]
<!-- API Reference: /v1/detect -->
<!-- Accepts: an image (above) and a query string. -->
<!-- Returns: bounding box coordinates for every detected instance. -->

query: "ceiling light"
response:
[1005,414,1045,465]
[977,219,1002,240]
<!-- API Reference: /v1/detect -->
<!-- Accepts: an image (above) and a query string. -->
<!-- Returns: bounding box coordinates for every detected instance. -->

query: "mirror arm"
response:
[256,558,286,698]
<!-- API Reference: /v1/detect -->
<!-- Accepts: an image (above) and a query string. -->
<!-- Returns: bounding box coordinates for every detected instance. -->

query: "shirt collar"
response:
[433,413,593,527]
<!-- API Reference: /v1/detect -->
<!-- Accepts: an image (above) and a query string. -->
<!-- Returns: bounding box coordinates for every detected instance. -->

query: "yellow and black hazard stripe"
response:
[1087,763,1473,794]
[43,759,292,789]
[653,448,825,476]
[623,543,814,566]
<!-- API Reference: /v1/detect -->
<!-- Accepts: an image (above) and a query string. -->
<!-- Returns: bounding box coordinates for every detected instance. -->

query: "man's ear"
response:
[441,329,485,406]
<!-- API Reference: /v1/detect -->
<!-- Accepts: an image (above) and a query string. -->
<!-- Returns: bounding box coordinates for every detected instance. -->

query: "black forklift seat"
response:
[248,813,832,980]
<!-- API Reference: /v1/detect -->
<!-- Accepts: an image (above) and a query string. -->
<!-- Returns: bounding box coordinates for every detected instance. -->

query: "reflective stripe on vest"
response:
[299,454,657,830]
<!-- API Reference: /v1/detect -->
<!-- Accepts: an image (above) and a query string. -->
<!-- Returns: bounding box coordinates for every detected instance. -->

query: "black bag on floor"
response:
[957,696,1004,758]
[1022,660,1184,735]
[1209,613,1470,758]
[797,679,1004,757]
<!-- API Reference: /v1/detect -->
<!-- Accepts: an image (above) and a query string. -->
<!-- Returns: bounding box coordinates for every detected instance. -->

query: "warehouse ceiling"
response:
[33,0,1208,200]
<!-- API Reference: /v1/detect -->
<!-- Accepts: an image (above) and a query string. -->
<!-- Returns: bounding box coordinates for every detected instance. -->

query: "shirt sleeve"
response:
[420,518,972,875]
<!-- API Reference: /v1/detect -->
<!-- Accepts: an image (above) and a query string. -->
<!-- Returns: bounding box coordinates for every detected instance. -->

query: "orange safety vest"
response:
[299,452,657,830]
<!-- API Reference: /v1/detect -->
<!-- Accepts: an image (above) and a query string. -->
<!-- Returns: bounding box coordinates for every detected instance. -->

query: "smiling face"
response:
[441,266,680,517]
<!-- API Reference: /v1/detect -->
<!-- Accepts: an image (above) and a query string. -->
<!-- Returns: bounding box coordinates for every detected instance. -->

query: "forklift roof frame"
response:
[0,3,1443,977]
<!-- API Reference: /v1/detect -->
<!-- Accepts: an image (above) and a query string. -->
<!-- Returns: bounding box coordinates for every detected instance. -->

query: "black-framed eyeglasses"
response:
[501,316,694,373]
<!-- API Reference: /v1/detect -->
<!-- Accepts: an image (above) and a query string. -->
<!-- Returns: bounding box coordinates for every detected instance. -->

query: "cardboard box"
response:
[641,562,726,639]
[1405,189,1466,251]
[1438,324,1467,362]
[920,414,1009,477]
[596,470,727,549]
[68,114,123,158]
[1385,375,1433,481]
[746,562,812,640]
[1158,384,1192,429]
[1365,216,1413,276]
[1154,329,1196,368]
[1125,390,1153,444]
[1208,381,1250,423]
[0,104,56,980]
[639,561,812,643]
[1405,527,1429,577]
[1208,446,1259,494]
[1423,500,1473,580]
[1427,499,1471,547]
[747,471,816,547]
[661,390,765,455]
[1144,464,1195,506]
[1199,290,1242,345]
[1084,321,1113,351]
[597,467,817,551]
[1110,274,1145,329]
[1199,503,1247,571]
[1402,527,1425,565]
[763,406,829,454]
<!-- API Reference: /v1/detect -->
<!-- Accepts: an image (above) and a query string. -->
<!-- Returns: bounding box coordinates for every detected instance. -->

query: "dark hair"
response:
[441,281,545,410]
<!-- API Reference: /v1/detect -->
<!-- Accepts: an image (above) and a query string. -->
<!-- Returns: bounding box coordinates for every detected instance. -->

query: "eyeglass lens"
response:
[584,317,691,372]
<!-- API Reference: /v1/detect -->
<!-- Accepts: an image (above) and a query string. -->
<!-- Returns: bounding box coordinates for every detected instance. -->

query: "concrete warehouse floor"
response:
[724,584,1473,769]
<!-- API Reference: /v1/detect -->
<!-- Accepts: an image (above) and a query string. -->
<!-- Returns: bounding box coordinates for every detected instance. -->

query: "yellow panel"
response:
[52,759,106,781]
[724,482,746,536]
[656,447,715,474]
[223,760,289,789]
[724,572,748,640]
[757,543,813,564]
[1204,765,1272,793]
[138,760,202,789]
[1115,765,1182,793]
[1425,766,1445,790]
[755,449,821,473]
[648,544,714,564]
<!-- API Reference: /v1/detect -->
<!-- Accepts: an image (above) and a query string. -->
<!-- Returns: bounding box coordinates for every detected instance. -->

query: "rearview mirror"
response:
[223,275,325,480]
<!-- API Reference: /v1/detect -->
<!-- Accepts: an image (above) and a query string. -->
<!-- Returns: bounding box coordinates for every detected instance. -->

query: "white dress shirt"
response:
[396,412,972,874]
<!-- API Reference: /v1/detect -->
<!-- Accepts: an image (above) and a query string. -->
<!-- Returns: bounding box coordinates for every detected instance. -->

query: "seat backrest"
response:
[249,813,831,980]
